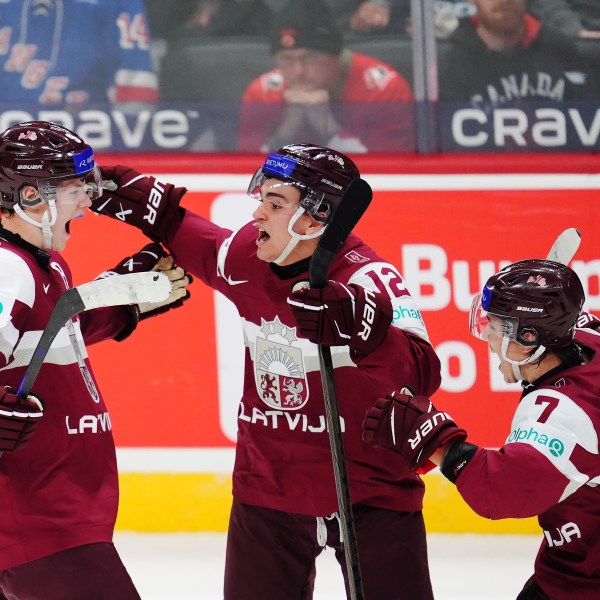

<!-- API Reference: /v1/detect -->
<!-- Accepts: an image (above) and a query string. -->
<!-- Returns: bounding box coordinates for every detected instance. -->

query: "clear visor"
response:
[469,294,517,341]
[247,169,329,222]
[82,164,104,200]
[247,169,304,204]
[24,165,103,207]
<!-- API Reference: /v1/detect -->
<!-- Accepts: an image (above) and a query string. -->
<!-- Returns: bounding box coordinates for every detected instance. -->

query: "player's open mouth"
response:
[257,229,270,246]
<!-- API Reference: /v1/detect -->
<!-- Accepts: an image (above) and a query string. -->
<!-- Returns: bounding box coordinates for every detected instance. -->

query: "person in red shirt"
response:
[0,121,189,600]
[238,0,415,153]
[364,259,600,600]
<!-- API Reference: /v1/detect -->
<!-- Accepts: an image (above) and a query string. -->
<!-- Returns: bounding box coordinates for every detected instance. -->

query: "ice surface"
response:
[116,531,540,599]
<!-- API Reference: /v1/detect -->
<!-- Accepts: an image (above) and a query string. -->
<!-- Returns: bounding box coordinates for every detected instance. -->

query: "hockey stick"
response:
[546,227,581,265]
[309,177,372,600]
[17,271,171,400]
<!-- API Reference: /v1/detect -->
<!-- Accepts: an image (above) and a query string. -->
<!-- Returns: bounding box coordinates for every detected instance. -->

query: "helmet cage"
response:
[32,179,57,207]
[247,167,330,222]
[469,260,584,350]
[13,165,102,209]
[470,294,541,347]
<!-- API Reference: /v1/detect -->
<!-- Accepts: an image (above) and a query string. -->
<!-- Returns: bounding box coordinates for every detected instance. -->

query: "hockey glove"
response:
[137,253,192,321]
[0,387,44,452]
[92,166,187,242]
[96,243,167,280]
[96,243,192,323]
[362,390,467,473]
[577,310,600,330]
[288,281,392,355]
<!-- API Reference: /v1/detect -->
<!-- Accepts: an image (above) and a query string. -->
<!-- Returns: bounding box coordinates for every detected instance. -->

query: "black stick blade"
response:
[310,178,372,288]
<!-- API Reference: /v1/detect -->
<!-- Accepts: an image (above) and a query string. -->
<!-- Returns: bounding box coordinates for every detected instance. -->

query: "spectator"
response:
[340,0,409,35]
[0,121,189,599]
[438,0,598,106]
[238,0,415,153]
[435,0,475,19]
[0,0,157,112]
[432,0,475,38]
[527,0,600,39]
[149,0,410,40]
[364,259,600,600]
[264,0,412,36]
[145,0,272,41]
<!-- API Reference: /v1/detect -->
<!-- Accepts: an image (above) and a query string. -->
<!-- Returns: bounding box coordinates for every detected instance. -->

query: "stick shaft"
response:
[17,272,171,399]
[309,178,372,600]
[17,289,85,399]
[318,346,363,600]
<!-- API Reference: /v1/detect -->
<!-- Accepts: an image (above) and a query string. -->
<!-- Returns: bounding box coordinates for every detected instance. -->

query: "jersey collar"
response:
[0,224,51,270]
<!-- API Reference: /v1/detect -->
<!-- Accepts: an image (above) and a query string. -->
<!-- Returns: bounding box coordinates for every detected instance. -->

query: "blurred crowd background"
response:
[0,0,598,153]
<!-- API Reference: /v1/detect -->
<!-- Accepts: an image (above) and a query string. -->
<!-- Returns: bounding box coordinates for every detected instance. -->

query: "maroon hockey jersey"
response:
[456,328,600,599]
[168,213,441,516]
[0,233,133,570]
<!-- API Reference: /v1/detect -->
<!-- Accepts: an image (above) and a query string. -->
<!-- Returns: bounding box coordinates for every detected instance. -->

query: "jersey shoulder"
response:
[331,235,385,276]
[0,246,37,329]
[0,246,36,302]
[511,383,599,476]
[216,222,263,284]
[334,235,430,341]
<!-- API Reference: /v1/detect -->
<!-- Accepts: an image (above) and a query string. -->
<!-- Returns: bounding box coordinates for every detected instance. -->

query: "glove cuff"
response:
[149,191,187,243]
[440,440,478,484]
[114,305,140,342]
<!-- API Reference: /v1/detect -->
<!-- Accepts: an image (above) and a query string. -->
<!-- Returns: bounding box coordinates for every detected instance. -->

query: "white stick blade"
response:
[76,272,172,310]
[546,228,581,265]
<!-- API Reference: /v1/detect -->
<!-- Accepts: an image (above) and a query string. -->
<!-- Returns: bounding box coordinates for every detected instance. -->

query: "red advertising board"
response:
[64,154,600,452]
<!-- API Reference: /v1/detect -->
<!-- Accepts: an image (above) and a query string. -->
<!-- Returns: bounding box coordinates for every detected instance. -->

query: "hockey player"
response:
[363,259,600,600]
[89,143,441,598]
[0,121,189,599]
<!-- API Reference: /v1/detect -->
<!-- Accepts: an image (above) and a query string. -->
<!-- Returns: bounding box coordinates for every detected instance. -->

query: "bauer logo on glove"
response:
[363,390,467,473]
[93,165,187,242]
[287,280,392,355]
